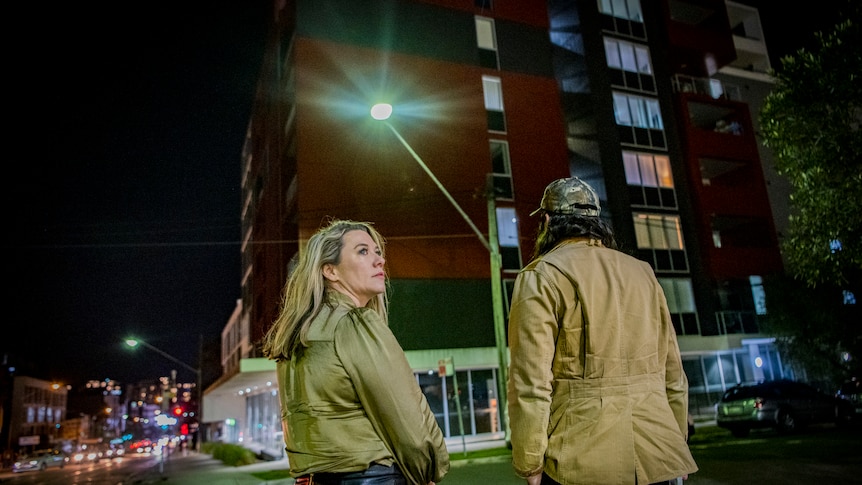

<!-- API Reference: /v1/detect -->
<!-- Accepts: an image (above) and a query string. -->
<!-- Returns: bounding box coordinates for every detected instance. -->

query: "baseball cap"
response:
[530,177,601,217]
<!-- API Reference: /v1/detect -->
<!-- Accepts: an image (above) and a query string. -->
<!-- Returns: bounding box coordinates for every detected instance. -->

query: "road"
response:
[1,424,859,484]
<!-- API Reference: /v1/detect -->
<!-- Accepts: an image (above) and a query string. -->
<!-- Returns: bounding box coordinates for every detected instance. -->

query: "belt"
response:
[297,464,406,485]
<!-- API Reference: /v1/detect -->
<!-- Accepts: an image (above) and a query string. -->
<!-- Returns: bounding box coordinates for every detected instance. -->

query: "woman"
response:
[261,219,449,485]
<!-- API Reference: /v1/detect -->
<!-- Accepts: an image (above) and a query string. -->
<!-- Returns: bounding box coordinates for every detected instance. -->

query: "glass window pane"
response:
[623,151,640,184]
[719,353,737,386]
[611,0,628,18]
[684,358,705,390]
[483,76,503,110]
[475,17,496,50]
[497,207,518,248]
[604,38,621,69]
[703,355,723,388]
[496,207,519,248]
[658,278,678,310]
[661,216,682,249]
[655,155,673,188]
[633,214,651,248]
[627,0,642,21]
[620,43,637,72]
[648,215,669,249]
[638,153,658,187]
[598,0,612,15]
[675,279,695,312]
[630,97,647,127]
[418,373,447,434]
[613,93,631,125]
[647,98,663,129]
[635,45,652,74]
[490,140,509,175]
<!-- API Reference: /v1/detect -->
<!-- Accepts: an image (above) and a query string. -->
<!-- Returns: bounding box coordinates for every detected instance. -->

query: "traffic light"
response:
[172,405,184,417]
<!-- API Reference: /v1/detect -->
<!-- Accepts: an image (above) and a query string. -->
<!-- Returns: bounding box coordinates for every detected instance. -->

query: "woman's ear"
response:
[322,263,338,282]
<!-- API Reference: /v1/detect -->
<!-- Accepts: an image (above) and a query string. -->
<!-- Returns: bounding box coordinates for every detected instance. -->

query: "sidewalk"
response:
[128,438,520,485]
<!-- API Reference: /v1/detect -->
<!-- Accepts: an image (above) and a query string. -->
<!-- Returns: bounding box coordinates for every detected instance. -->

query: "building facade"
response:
[203,0,795,455]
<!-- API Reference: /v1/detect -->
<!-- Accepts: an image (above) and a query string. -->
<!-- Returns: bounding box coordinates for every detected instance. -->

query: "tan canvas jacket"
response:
[507,239,698,485]
[277,291,449,485]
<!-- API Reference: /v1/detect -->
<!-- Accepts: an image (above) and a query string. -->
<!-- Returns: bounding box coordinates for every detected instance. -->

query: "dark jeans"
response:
[541,472,680,485]
[298,464,407,485]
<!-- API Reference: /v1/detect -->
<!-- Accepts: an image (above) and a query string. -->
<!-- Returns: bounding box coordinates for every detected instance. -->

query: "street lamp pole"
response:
[371,104,509,440]
[124,337,203,450]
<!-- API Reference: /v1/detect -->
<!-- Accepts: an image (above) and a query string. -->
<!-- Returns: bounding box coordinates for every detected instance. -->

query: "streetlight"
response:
[370,103,509,441]
[124,337,203,449]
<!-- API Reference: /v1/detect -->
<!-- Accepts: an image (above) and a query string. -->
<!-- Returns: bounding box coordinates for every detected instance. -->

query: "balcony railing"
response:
[672,74,741,101]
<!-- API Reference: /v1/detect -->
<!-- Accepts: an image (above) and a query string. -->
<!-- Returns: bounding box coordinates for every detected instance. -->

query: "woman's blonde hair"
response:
[261,219,388,361]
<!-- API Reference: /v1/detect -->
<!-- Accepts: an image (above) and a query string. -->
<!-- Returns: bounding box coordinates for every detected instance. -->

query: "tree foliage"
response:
[763,274,860,387]
[759,10,861,384]
[759,13,862,292]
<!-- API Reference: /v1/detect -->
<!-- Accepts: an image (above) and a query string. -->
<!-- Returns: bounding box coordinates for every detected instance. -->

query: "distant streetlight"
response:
[370,103,509,441]
[124,337,203,449]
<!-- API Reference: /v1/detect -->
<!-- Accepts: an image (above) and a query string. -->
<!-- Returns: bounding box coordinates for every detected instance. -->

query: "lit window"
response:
[483,76,506,132]
[598,0,643,21]
[613,92,663,129]
[604,38,651,74]
[475,16,499,69]
[633,213,683,249]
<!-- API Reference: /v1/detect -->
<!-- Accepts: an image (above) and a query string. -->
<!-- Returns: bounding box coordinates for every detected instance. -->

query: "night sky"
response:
[6,1,269,385]
[3,0,853,387]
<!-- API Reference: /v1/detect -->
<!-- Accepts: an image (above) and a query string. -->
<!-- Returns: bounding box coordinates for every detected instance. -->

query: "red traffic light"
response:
[173,406,184,416]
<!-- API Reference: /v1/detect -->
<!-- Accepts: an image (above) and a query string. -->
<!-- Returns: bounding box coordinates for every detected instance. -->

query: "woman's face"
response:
[323,229,386,307]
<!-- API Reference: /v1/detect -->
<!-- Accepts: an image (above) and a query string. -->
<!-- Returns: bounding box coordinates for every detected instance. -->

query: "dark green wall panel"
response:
[388,279,496,350]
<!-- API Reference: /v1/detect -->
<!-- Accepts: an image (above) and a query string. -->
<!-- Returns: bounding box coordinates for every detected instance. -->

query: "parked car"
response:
[12,449,67,472]
[715,379,853,437]
[836,378,862,422]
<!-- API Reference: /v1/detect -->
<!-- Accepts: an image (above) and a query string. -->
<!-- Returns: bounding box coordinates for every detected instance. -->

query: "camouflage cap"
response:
[530,177,601,217]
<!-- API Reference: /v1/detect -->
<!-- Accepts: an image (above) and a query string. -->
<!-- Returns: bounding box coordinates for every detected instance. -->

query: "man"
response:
[507,177,697,485]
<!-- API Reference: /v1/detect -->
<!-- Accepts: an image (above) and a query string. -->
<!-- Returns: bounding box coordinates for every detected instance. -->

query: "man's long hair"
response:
[532,212,618,260]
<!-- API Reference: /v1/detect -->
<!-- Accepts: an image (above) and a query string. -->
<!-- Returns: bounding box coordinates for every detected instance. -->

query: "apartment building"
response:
[203,0,790,454]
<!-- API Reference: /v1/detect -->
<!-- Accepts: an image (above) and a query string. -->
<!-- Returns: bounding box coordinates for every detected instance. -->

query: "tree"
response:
[759,11,861,386]
[760,13,861,291]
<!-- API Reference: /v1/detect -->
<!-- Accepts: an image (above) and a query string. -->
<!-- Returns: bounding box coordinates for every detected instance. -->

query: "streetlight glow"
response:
[370,103,393,120]
[371,104,510,441]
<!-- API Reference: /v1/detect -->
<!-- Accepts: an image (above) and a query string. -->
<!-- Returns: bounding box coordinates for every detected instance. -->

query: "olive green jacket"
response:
[507,239,697,485]
[277,291,449,485]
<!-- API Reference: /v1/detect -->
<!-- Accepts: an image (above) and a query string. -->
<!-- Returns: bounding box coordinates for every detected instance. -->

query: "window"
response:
[598,0,642,21]
[613,92,666,148]
[633,213,688,272]
[613,92,662,129]
[604,37,655,92]
[475,17,499,69]
[483,76,506,132]
[623,150,676,208]
[633,213,683,249]
[659,277,700,335]
[496,207,522,271]
[749,275,766,315]
[489,140,513,199]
